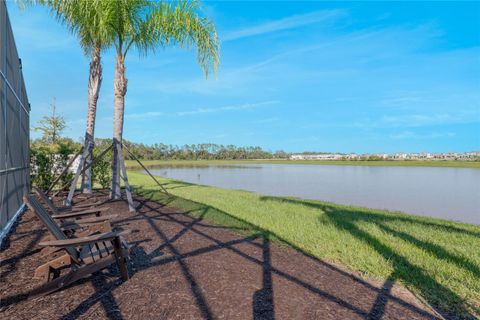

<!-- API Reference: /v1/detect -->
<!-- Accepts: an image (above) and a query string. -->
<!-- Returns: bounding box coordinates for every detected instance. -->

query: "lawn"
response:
[125,159,480,169]
[127,171,480,319]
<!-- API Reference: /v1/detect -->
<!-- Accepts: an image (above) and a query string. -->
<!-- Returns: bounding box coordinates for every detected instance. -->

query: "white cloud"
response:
[380,111,480,128]
[176,100,279,116]
[298,109,480,131]
[390,131,456,140]
[99,101,277,122]
[66,118,86,126]
[254,117,279,124]
[223,10,346,41]
[125,111,165,119]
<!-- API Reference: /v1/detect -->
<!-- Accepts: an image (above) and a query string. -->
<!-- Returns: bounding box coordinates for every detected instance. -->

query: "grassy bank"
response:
[127,171,480,318]
[125,159,480,169]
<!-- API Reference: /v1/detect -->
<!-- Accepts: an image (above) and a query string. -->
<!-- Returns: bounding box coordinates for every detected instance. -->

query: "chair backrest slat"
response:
[33,187,59,215]
[24,194,79,261]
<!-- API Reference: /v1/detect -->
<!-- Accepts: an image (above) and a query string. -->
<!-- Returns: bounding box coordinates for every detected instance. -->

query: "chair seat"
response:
[79,240,114,264]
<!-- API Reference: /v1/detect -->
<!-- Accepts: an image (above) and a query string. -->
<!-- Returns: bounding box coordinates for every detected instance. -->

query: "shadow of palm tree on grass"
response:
[258,195,479,319]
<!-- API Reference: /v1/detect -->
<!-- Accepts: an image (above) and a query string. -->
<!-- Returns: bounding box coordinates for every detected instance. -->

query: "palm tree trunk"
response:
[111,52,127,199]
[81,45,102,193]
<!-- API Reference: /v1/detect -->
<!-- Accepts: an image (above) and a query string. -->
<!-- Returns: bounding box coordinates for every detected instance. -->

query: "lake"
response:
[146,164,480,224]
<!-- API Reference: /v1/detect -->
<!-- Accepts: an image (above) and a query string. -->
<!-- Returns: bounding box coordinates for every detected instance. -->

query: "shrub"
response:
[92,148,112,189]
[30,146,55,190]
[30,138,78,190]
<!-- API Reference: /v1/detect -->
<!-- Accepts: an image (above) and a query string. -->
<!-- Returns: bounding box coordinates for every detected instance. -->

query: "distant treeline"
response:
[96,139,289,160]
[30,137,287,189]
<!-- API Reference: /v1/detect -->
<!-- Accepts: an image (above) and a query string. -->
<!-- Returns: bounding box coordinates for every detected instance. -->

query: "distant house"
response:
[69,154,81,173]
[393,153,407,160]
[290,151,478,161]
[290,153,343,160]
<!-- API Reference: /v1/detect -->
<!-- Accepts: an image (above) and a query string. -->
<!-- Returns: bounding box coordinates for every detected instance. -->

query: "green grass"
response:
[127,171,480,318]
[125,159,480,169]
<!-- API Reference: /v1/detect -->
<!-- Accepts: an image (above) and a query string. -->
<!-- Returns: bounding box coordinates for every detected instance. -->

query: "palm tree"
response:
[104,0,219,199]
[33,0,111,193]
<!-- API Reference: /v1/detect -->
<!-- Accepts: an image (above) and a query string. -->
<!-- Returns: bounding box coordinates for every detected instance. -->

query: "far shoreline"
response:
[125,159,480,169]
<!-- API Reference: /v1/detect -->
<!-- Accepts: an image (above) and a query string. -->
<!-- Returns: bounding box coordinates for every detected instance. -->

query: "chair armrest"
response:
[60,218,116,233]
[65,200,109,212]
[38,230,130,248]
[60,214,118,228]
[52,207,110,219]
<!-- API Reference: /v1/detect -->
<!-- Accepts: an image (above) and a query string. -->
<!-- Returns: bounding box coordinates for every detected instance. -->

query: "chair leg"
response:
[112,237,129,281]
[30,256,116,297]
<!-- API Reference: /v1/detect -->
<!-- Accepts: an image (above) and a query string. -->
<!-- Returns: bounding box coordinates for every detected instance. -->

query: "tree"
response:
[34,98,66,143]
[104,0,219,199]
[31,102,78,191]
[34,0,112,193]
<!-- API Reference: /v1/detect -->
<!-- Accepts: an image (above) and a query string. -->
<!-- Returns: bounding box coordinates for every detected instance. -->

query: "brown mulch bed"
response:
[1,191,440,320]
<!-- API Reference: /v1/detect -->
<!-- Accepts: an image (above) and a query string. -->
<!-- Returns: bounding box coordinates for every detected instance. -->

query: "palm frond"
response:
[138,0,219,77]
[32,0,113,56]
[104,0,219,77]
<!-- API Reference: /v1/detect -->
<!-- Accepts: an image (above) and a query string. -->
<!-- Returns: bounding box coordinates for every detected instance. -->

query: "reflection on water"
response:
[146,164,480,224]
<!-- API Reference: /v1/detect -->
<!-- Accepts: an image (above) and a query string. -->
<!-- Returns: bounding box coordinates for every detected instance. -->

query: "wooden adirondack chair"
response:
[32,187,118,244]
[33,186,110,220]
[24,194,130,296]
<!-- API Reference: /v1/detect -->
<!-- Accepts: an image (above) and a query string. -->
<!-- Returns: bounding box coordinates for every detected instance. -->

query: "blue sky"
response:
[7,1,480,153]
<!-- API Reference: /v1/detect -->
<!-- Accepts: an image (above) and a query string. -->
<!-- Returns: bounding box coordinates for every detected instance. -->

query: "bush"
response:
[92,148,112,189]
[30,138,78,190]
[30,147,55,190]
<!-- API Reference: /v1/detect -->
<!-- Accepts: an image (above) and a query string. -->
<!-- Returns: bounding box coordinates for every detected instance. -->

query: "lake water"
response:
[146,164,480,224]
